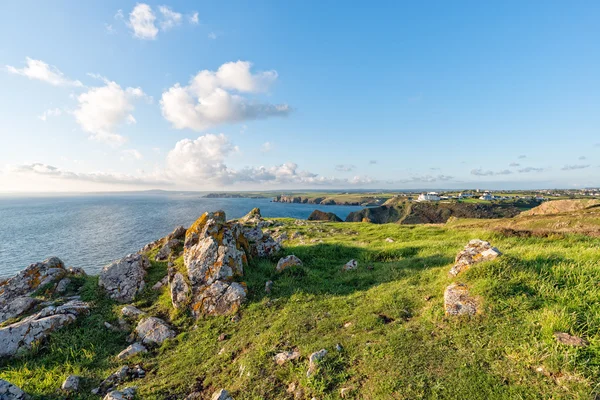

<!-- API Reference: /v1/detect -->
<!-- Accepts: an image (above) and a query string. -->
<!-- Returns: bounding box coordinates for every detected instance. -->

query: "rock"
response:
[0,379,29,399]
[104,321,120,332]
[211,389,234,400]
[335,343,343,352]
[0,257,66,323]
[307,349,327,377]
[167,225,187,241]
[444,283,479,316]
[96,366,144,396]
[116,342,148,359]
[67,266,87,276]
[218,333,227,341]
[385,237,394,243]
[195,281,247,317]
[554,332,589,347]
[61,375,80,392]
[340,387,353,398]
[152,276,168,290]
[170,272,190,309]
[265,280,273,294]
[274,350,300,365]
[156,239,182,261]
[99,254,150,303]
[239,208,263,225]
[276,255,303,272]
[135,317,175,346]
[307,210,343,222]
[342,259,358,271]
[121,305,145,319]
[0,300,90,358]
[273,231,289,243]
[55,278,71,294]
[291,231,302,239]
[103,386,136,400]
[248,234,281,258]
[449,239,502,276]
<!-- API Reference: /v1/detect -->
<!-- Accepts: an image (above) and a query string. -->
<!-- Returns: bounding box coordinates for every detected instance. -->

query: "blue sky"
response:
[1,1,599,192]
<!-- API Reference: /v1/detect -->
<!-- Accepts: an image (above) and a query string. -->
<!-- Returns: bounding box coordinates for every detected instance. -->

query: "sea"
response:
[0,193,363,277]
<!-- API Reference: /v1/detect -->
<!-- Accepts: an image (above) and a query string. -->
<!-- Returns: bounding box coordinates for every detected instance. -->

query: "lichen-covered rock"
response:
[0,257,66,323]
[249,235,281,258]
[307,349,327,377]
[61,375,80,392]
[449,239,502,276]
[0,379,29,399]
[170,272,190,309]
[444,283,479,316]
[167,225,187,241]
[156,239,182,261]
[342,259,358,271]
[194,281,246,317]
[276,255,303,272]
[135,317,175,346]
[117,342,148,359]
[55,278,71,294]
[239,208,262,225]
[0,300,90,358]
[211,389,234,400]
[95,365,142,397]
[99,254,150,303]
[104,387,136,400]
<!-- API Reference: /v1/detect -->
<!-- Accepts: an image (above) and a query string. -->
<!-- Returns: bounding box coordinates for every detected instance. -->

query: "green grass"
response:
[1,219,599,399]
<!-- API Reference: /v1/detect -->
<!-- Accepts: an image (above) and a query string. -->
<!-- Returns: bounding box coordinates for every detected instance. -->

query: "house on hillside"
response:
[417,192,441,202]
[479,192,494,201]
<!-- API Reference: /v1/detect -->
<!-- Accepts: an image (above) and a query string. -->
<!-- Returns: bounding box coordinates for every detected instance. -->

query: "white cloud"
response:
[8,163,168,186]
[261,142,273,153]
[518,167,544,173]
[509,162,520,167]
[166,134,373,187]
[74,79,147,145]
[158,6,182,31]
[562,164,589,171]
[208,32,217,40]
[121,149,143,161]
[471,168,512,176]
[129,3,158,40]
[578,156,587,160]
[335,164,355,172]
[38,108,62,121]
[160,61,290,131]
[189,12,199,24]
[6,57,83,87]
[105,24,116,34]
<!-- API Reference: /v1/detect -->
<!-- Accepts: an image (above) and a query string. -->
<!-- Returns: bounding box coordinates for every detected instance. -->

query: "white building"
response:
[417,192,441,202]
[479,192,493,201]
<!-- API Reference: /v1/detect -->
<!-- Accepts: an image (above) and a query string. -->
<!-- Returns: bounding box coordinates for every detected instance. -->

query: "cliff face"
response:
[307,210,343,222]
[273,195,384,206]
[345,201,521,224]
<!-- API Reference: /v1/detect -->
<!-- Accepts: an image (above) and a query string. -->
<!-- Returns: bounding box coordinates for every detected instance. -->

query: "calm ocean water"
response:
[0,194,363,277]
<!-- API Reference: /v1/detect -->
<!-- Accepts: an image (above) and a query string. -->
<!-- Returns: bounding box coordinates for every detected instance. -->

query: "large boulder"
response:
[449,239,502,276]
[238,209,282,257]
[194,281,246,317]
[444,283,479,316]
[276,255,303,272]
[0,257,66,323]
[307,210,343,222]
[135,316,175,346]
[0,379,29,399]
[0,300,90,358]
[99,254,150,303]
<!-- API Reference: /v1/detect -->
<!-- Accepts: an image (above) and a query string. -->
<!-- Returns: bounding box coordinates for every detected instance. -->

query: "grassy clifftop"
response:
[2,216,599,399]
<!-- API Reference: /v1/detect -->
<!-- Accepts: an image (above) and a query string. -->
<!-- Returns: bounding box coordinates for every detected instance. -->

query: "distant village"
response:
[408,188,600,202]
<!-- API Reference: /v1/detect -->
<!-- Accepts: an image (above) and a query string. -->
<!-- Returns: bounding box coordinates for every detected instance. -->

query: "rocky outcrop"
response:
[444,283,479,316]
[276,255,303,272]
[307,210,343,222]
[346,201,522,224]
[0,257,67,324]
[94,366,144,397]
[99,254,150,303]
[0,300,90,358]
[170,272,190,309]
[135,317,175,346]
[449,240,501,276]
[195,281,247,316]
[238,209,281,257]
[156,239,182,261]
[0,379,29,399]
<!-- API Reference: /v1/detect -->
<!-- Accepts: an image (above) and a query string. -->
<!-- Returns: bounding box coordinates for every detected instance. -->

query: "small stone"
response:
[61,375,80,392]
[218,333,228,341]
[152,276,168,290]
[0,379,29,399]
[121,305,145,319]
[554,332,589,347]
[135,317,175,346]
[340,387,353,398]
[276,255,303,272]
[116,342,148,360]
[450,239,502,276]
[265,280,273,294]
[307,349,327,377]
[342,259,358,271]
[343,322,352,328]
[274,350,301,365]
[385,238,394,243]
[211,389,234,400]
[335,343,343,352]
[103,386,136,400]
[231,314,241,323]
[104,321,120,332]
